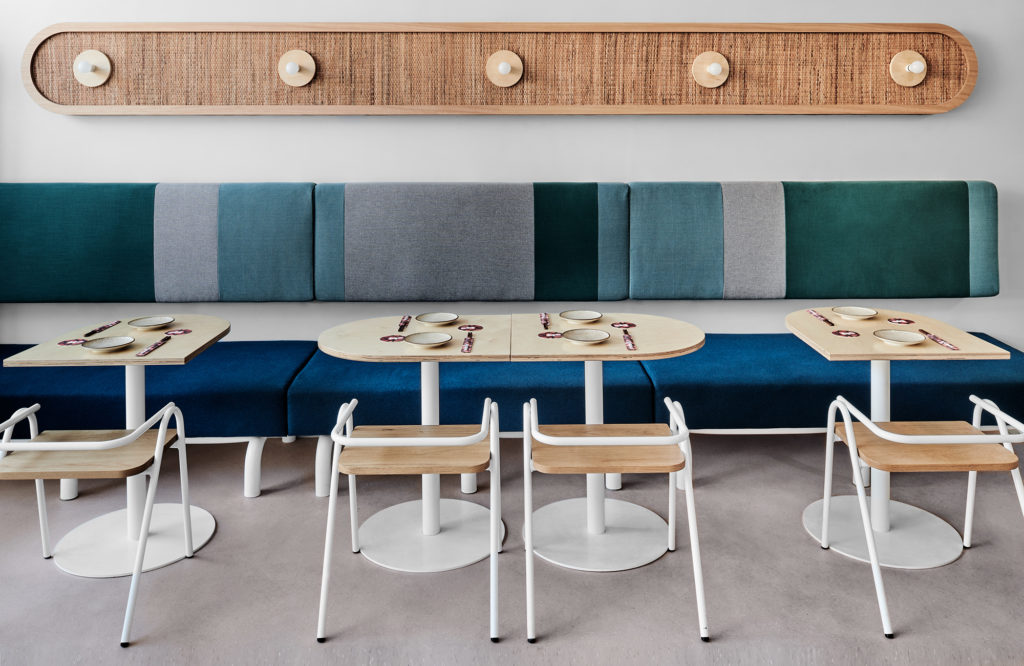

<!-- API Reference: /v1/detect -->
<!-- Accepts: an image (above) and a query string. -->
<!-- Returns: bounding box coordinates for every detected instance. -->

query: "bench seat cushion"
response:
[0,341,316,438]
[287,353,655,434]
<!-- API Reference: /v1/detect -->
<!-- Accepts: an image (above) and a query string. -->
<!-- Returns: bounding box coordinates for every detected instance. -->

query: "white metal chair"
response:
[522,397,709,643]
[821,394,1024,638]
[0,401,192,647]
[316,398,501,642]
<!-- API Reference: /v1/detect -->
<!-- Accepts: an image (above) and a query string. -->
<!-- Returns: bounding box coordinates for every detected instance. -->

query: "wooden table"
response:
[319,312,705,573]
[3,313,229,578]
[787,307,1009,569]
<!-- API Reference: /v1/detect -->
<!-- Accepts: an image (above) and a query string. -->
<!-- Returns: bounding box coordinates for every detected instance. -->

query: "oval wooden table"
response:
[787,307,1009,569]
[3,314,229,577]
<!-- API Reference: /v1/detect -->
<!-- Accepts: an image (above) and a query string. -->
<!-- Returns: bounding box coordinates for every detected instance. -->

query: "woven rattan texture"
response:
[31,30,969,110]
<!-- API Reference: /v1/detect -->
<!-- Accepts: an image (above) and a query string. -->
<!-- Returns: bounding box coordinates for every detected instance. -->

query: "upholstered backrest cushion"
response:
[628,181,998,299]
[314,182,629,301]
[0,183,314,302]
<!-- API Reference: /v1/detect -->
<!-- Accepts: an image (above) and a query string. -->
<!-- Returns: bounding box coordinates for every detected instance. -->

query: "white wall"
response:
[2,1,1021,346]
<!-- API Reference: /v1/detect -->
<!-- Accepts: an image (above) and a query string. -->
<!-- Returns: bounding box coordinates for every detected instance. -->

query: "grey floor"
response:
[2,433,1023,665]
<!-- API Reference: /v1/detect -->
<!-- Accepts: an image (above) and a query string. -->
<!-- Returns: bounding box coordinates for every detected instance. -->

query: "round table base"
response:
[803,496,963,570]
[359,499,505,573]
[54,504,215,578]
[532,497,669,572]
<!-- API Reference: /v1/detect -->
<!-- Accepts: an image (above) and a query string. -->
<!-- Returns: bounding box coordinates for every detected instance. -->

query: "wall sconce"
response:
[278,49,316,87]
[486,50,523,87]
[889,50,927,87]
[72,49,111,87]
[692,51,729,88]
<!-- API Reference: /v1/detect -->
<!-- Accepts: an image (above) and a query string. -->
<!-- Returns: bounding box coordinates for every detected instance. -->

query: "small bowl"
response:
[831,306,878,321]
[873,329,925,346]
[82,335,135,352]
[404,332,452,348]
[563,329,611,345]
[127,315,175,329]
[415,312,459,326]
[559,310,602,324]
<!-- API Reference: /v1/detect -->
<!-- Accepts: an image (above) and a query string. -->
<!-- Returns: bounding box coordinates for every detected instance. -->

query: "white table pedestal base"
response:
[53,504,215,578]
[803,496,963,570]
[358,499,505,573]
[532,497,669,572]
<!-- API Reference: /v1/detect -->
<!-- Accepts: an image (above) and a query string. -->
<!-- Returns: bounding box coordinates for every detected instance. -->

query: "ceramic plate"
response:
[831,306,878,320]
[873,329,925,346]
[127,315,175,329]
[563,329,610,345]
[404,332,452,347]
[559,310,602,323]
[415,312,459,326]
[82,335,135,352]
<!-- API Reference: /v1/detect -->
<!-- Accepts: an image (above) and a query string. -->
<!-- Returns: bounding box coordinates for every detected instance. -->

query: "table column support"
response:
[869,360,891,533]
[125,365,147,541]
[421,361,442,536]
[584,361,608,534]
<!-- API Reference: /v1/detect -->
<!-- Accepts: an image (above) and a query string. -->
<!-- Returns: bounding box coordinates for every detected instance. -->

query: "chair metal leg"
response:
[668,472,677,552]
[243,437,266,498]
[849,447,893,638]
[523,414,536,644]
[120,463,162,647]
[821,430,836,549]
[176,443,194,557]
[489,456,500,642]
[316,443,344,643]
[682,461,709,641]
[315,436,332,497]
[34,479,52,559]
[1011,468,1024,522]
[348,475,359,553]
[964,471,978,548]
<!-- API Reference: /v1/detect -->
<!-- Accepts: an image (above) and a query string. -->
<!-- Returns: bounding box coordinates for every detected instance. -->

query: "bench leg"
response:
[244,437,267,498]
[281,435,296,443]
[60,478,78,501]
[315,435,332,497]
[461,473,478,494]
[963,471,978,547]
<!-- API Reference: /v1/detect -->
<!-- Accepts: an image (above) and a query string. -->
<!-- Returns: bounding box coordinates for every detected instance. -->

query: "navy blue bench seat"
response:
[642,333,1024,429]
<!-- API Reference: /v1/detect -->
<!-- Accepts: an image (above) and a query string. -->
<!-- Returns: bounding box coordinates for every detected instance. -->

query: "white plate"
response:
[415,312,459,326]
[563,329,610,345]
[404,332,452,347]
[873,329,925,346]
[127,315,175,329]
[831,306,878,320]
[559,310,602,323]
[82,336,135,352]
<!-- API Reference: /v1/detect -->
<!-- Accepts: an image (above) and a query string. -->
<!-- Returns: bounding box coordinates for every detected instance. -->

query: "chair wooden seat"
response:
[0,429,178,480]
[338,424,490,475]
[836,421,1019,472]
[532,423,684,474]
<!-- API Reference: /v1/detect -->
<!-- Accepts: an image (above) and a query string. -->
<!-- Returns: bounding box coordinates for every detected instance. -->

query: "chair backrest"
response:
[331,397,495,447]
[0,402,182,453]
[526,397,688,447]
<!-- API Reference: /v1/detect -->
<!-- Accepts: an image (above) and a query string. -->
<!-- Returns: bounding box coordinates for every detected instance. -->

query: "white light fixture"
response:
[72,50,111,87]
[706,62,723,76]
[692,51,729,88]
[76,60,95,74]
[889,50,927,87]
[486,50,523,87]
[285,61,300,76]
[497,61,512,76]
[278,50,315,87]
[907,60,925,74]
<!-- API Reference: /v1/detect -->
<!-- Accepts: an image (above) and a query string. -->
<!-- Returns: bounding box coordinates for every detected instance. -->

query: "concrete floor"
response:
[2,433,1023,665]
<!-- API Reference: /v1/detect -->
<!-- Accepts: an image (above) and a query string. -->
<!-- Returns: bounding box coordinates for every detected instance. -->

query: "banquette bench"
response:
[2,181,1021,497]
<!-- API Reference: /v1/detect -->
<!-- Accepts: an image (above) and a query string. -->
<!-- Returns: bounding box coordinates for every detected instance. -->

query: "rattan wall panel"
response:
[23,23,977,114]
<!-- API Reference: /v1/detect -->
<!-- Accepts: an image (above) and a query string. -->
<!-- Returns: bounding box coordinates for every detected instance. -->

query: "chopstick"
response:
[919,329,960,351]
[461,331,475,354]
[398,315,411,332]
[806,309,835,327]
[540,312,550,330]
[623,332,637,351]
[136,335,171,357]
[84,320,120,337]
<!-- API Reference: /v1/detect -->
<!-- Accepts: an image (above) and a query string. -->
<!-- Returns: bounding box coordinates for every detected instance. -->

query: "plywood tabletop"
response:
[3,314,230,367]
[785,307,1009,362]
[510,312,705,361]
[318,314,513,362]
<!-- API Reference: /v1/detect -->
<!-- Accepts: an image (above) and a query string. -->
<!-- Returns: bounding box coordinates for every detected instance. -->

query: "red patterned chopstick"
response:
[623,332,637,351]
[84,320,120,337]
[806,309,835,327]
[461,331,474,353]
[540,312,550,330]
[398,315,411,332]
[136,336,171,357]
[919,329,959,351]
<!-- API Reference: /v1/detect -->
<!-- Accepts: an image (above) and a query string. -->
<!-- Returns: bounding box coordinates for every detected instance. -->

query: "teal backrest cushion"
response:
[313,182,629,301]
[0,183,314,302]
[628,181,998,299]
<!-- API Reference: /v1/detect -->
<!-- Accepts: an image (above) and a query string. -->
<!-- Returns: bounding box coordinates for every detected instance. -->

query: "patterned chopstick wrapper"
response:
[623,332,637,351]
[540,312,550,330]
[136,336,171,357]
[84,320,120,337]
[806,309,835,327]
[919,329,959,351]
[398,315,411,332]
[461,331,475,353]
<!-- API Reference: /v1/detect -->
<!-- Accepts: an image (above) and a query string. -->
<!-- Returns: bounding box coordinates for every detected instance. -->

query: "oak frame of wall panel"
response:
[23,22,978,115]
